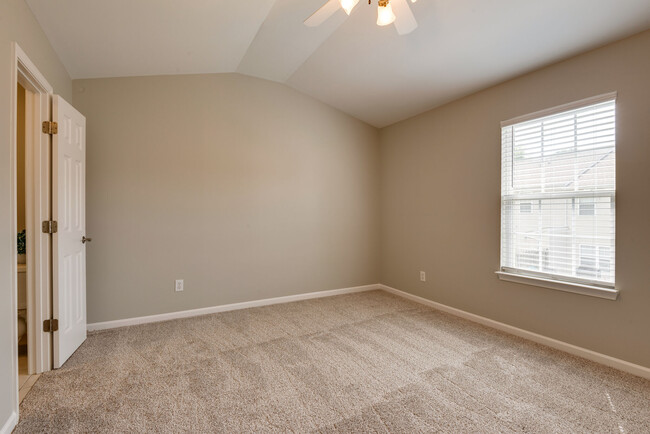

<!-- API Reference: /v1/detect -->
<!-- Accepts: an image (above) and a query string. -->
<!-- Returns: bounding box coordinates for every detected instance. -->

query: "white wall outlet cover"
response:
[420,271,426,282]
[175,279,184,292]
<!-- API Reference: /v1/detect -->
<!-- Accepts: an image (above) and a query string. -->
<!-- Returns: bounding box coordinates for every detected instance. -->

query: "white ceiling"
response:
[26,0,650,127]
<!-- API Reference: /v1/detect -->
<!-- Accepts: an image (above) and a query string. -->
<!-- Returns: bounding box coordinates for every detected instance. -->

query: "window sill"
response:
[495,271,619,300]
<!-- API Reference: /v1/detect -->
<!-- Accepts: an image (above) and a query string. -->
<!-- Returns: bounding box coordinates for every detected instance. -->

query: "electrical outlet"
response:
[175,279,184,292]
[420,271,426,282]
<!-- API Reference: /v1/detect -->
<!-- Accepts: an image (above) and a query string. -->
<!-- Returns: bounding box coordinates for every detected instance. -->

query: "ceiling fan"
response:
[305,0,418,35]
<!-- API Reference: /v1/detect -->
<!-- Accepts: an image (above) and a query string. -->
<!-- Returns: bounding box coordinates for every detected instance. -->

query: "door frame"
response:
[9,42,54,419]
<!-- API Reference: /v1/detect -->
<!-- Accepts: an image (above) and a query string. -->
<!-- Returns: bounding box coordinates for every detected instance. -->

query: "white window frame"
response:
[496,93,619,301]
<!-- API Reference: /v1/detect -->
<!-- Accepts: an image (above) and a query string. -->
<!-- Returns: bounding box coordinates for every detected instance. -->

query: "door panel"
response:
[53,95,86,368]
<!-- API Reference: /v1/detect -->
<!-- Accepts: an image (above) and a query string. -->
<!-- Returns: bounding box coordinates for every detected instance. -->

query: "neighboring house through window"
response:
[579,198,595,216]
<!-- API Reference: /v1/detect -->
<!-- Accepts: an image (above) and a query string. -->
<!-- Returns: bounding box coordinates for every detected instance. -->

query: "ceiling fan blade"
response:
[391,0,418,35]
[305,0,341,27]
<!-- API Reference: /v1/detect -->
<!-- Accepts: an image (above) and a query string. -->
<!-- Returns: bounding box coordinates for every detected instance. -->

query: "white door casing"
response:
[52,95,87,368]
[16,42,55,375]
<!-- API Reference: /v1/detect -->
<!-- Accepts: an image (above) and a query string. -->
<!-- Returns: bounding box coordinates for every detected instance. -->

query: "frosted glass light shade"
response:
[340,0,359,15]
[377,3,396,26]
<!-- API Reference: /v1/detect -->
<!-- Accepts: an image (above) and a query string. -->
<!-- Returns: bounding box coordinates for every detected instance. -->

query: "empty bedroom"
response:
[1,0,649,432]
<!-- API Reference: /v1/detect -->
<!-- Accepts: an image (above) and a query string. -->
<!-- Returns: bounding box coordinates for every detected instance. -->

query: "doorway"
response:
[9,43,55,425]
[9,43,89,428]
[15,82,40,403]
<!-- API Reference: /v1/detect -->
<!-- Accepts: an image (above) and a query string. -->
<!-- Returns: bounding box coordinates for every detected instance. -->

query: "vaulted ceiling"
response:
[26,0,650,127]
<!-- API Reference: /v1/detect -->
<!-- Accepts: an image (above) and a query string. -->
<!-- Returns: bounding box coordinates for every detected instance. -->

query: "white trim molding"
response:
[8,42,56,427]
[500,91,617,127]
[13,42,54,376]
[19,46,55,375]
[0,411,18,434]
[495,271,619,300]
[88,284,380,331]
[380,284,650,380]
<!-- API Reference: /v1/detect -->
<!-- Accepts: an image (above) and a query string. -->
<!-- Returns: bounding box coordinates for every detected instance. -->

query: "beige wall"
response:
[379,30,650,367]
[72,73,380,324]
[0,0,72,427]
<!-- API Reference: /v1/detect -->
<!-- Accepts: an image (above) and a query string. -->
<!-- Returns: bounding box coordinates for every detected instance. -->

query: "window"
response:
[499,94,616,293]
[577,245,613,281]
[577,244,598,278]
[578,198,595,216]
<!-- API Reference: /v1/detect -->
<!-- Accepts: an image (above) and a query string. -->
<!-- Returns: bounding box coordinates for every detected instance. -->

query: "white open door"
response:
[52,95,87,368]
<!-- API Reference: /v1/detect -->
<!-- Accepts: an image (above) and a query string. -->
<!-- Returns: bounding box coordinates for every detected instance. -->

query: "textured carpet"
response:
[16,290,650,433]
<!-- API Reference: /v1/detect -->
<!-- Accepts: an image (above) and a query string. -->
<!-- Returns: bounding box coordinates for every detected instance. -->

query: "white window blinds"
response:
[501,96,616,287]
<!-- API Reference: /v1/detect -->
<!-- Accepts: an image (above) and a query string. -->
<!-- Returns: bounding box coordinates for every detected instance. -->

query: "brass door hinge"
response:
[43,319,59,333]
[42,220,58,234]
[42,121,58,135]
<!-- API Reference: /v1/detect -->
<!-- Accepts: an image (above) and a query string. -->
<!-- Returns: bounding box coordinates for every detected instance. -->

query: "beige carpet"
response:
[16,290,650,433]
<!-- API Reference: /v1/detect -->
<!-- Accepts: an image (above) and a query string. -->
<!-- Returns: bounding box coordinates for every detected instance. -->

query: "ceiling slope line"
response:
[237,0,349,83]
[233,0,280,74]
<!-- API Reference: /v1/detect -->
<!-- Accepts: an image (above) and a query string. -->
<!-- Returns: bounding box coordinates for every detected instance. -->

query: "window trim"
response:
[495,271,619,300]
[501,92,618,127]
[498,92,618,300]
[500,265,615,289]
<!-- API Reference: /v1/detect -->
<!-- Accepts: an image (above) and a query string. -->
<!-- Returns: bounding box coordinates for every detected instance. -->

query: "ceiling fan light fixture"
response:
[339,0,359,15]
[377,1,396,26]
[305,0,416,33]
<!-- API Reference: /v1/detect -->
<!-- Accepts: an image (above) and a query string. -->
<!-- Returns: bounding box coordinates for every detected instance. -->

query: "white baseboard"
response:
[380,284,650,380]
[0,411,18,434]
[88,284,380,331]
